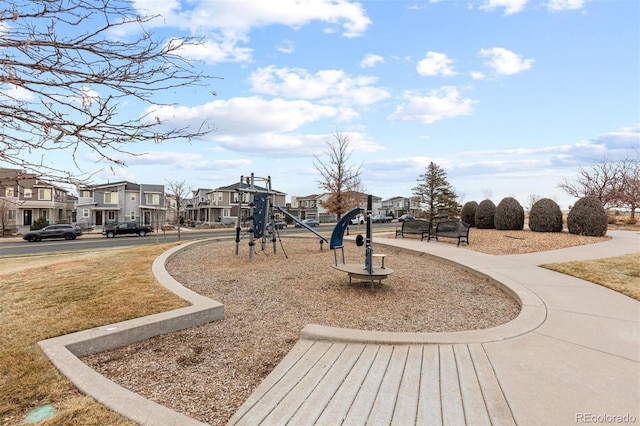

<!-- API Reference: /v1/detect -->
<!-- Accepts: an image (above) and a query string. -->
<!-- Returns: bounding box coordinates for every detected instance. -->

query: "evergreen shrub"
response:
[529,198,563,232]
[567,197,608,236]
[495,197,524,230]
[475,199,496,229]
[460,201,478,227]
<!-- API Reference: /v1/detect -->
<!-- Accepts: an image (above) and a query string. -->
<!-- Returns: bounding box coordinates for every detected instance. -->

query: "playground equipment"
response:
[235,173,280,259]
[235,173,328,259]
[330,195,394,291]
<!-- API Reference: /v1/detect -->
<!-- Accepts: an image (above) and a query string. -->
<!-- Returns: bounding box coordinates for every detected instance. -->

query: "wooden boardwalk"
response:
[228,339,515,425]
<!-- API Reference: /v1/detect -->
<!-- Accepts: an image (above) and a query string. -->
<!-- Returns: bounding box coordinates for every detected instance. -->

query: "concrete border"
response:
[38,240,223,426]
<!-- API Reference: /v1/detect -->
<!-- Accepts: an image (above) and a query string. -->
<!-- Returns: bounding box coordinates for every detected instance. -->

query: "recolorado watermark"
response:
[576,413,637,424]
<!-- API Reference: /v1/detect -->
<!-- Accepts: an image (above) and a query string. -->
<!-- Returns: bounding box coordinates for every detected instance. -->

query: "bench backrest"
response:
[403,219,431,232]
[436,220,470,234]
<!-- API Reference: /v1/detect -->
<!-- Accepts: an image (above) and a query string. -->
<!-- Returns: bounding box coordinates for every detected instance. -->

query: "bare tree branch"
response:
[0,0,220,185]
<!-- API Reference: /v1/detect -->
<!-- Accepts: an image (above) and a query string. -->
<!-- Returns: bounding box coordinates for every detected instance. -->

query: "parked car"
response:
[372,214,393,223]
[398,214,415,222]
[22,224,83,242]
[350,214,365,225]
[102,222,153,238]
[296,219,320,227]
[274,219,287,229]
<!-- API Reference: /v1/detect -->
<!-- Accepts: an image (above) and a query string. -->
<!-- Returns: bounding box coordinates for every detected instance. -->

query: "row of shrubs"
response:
[460,196,608,237]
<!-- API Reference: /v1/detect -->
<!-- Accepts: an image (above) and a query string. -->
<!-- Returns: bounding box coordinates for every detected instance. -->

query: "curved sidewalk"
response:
[229,230,639,425]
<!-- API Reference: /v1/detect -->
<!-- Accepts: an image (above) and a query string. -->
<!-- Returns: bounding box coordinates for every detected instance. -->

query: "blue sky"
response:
[6,0,640,209]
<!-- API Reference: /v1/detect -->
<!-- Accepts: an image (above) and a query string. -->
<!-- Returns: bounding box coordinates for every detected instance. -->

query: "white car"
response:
[350,214,365,225]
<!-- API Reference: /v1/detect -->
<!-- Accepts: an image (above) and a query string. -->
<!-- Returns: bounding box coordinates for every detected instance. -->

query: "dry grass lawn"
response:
[541,252,640,301]
[0,244,188,425]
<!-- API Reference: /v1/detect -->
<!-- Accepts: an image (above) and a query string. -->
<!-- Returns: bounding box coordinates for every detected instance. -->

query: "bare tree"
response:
[558,158,620,208]
[0,198,14,237]
[616,153,640,220]
[313,132,363,219]
[1,1,217,184]
[166,179,192,240]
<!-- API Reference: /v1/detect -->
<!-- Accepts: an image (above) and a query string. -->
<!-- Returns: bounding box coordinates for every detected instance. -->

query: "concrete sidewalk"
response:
[229,230,639,425]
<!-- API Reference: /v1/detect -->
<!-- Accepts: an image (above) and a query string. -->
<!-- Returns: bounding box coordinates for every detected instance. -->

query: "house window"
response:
[83,209,89,218]
[81,190,91,198]
[40,210,49,220]
[107,211,116,221]
[38,188,52,200]
[24,188,32,198]
[104,192,116,204]
[5,187,14,197]
[145,193,160,205]
[8,210,16,220]
[218,192,223,201]
[130,211,136,220]
[130,194,136,201]
[223,209,230,217]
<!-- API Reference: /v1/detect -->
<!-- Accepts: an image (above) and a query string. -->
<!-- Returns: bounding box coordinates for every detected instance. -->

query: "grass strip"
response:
[541,252,640,301]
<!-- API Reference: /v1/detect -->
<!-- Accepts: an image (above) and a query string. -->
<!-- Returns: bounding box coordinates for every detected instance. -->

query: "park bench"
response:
[395,219,431,241]
[430,220,470,246]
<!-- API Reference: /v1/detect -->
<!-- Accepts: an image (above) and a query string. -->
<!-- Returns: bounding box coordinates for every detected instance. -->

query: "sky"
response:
[4,0,640,209]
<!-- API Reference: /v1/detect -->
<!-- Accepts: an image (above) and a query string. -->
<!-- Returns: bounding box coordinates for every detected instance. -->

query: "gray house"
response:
[76,181,165,229]
[0,168,75,234]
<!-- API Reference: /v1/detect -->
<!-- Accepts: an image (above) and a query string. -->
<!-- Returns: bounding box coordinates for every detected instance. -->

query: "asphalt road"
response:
[0,222,398,256]
[0,222,398,257]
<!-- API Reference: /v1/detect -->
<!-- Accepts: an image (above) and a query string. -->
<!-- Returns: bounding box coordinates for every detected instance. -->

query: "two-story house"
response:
[0,168,74,234]
[290,192,383,222]
[185,183,286,225]
[381,196,411,218]
[75,181,165,229]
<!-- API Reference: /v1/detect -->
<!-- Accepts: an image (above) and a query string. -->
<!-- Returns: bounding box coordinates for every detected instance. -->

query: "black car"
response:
[23,224,83,242]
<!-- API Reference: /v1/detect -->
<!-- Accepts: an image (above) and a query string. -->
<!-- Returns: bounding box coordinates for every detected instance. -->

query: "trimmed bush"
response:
[475,199,496,229]
[567,197,608,236]
[495,197,524,230]
[460,201,478,227]
[529,198,563,232]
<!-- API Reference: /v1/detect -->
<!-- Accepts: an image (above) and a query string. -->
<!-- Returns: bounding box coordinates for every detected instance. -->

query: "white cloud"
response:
[387,86,476,124]
[248,66,391,106]
[416,51,457,77]
[471,71,486,80]
[211,131,382,157]
[276,39,295,54]
[546,0,587,12]
[147,96,344,135]
[361,53,385,68]
[479,0,529,15]
[0,84,35,101]
[169,36,253,64]
[479,47,534,75]
[133,0,371,37]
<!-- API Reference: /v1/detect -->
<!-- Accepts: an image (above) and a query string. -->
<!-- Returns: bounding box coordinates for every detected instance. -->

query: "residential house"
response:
[75,181,165,229]
[381,196,411,218]
[0,168,74,234]
[290,192,383,222]
[185,182,286,225]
